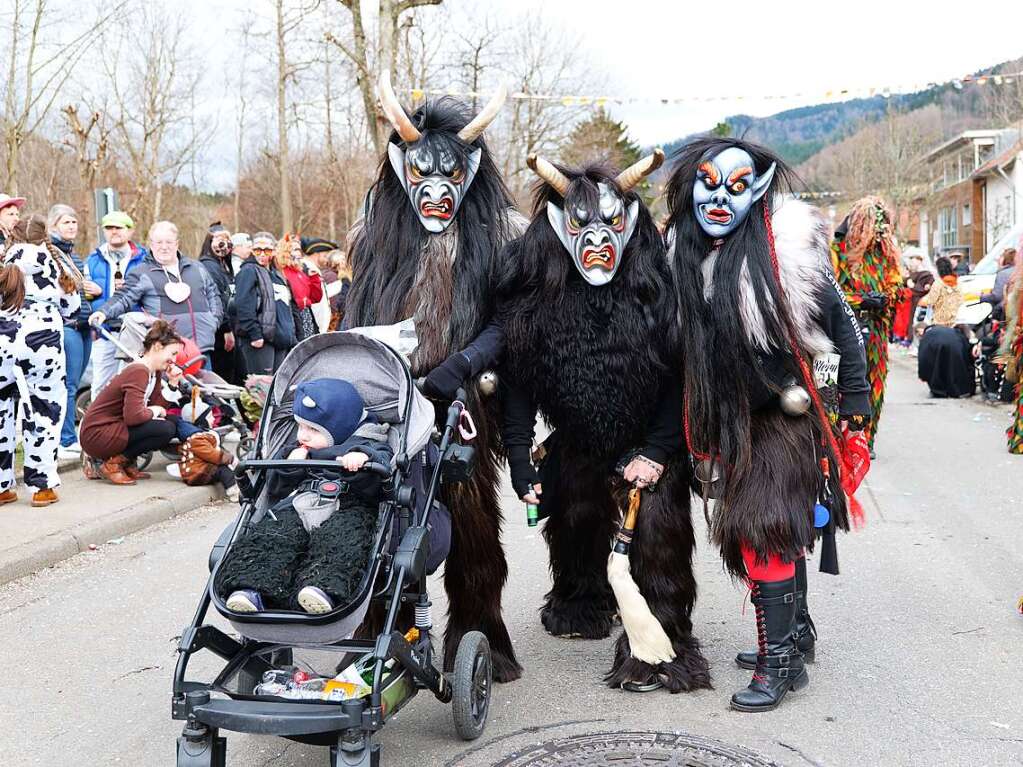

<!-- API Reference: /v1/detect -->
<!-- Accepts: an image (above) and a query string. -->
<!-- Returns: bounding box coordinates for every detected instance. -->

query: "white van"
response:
[958,222,1023,301]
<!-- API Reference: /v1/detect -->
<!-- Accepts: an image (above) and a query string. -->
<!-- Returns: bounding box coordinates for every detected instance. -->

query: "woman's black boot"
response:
[735,557,816,669]
[730,577,808,712]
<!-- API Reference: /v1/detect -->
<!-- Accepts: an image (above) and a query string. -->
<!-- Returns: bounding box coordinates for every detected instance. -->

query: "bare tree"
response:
[493,14,599,202]
[101,5,210,226]
[269,0,322,233]
[0,0,121,192]
[232,14,259,233]
[61,104,109,250]
[327,0,443,153]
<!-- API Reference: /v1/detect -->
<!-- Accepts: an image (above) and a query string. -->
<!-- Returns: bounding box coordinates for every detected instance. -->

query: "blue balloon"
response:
[814,503,830,528]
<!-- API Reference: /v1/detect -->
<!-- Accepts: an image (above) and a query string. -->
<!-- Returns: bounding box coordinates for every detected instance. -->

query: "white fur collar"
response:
[697,196,834,357]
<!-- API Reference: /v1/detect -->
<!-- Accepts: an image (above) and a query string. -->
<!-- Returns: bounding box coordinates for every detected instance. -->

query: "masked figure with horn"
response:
[344,72,526,681]
[496,153,711,693]
[665,137,870,712]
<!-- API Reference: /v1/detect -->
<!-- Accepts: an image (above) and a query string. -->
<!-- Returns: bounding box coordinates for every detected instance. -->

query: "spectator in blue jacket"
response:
[48,204,102,458]
[85,211,147,394]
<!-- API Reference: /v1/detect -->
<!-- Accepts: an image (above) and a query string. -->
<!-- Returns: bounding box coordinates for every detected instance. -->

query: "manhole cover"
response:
[492,730,782,767]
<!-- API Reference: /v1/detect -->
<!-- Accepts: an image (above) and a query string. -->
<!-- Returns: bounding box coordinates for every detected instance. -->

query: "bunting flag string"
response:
[405,70,1023,108]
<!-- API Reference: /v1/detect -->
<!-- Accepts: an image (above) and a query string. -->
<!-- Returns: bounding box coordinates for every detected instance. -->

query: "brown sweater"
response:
[80,363,172,459]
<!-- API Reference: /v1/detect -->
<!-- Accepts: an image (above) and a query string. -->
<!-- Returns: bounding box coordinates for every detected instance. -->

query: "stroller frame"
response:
[172,335,491,767]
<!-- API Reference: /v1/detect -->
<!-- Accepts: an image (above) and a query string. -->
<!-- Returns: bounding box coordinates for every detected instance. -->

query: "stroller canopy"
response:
[262,332,434,463]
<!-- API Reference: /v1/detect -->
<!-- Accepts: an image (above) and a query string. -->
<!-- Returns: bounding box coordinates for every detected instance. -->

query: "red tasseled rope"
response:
[762,204,864,526]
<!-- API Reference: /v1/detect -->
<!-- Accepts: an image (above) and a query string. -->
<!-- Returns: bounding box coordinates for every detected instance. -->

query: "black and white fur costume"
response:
[498,164,711,692]
[0,241,81,493]
[668,181,869,575]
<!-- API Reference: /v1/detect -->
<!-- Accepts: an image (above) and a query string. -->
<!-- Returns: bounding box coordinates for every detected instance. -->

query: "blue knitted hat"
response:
[293,378,366,447]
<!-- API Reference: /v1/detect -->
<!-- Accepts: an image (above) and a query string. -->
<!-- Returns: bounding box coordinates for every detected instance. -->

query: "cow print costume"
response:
[0,242,81,493]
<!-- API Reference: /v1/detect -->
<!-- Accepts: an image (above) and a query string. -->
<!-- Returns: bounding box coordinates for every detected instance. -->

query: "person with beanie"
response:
[214,378,392,615]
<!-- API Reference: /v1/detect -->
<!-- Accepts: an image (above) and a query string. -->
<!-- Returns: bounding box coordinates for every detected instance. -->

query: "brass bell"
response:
[477,370,498,397]
[695,457,725,500]
[779,384,811,416]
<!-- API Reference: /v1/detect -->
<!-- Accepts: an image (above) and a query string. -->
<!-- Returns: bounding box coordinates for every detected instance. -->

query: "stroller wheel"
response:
[451,631,491,741]
[137,451,154,472]
[236,435,256,460]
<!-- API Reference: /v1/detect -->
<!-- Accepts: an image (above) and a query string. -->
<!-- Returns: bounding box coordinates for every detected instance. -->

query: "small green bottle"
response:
[526,501,539,527]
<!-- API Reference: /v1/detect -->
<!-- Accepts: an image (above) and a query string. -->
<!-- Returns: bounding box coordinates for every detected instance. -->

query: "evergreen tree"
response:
[561,108,655,202]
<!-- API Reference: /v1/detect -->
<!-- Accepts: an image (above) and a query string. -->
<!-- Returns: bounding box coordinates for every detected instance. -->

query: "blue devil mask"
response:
[693,146,775,237]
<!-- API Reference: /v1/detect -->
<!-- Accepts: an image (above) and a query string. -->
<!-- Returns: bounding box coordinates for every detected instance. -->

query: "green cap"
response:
[101,210,134,229]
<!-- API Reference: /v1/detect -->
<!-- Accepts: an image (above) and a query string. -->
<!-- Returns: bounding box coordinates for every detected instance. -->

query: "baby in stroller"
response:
[215,377,392,615]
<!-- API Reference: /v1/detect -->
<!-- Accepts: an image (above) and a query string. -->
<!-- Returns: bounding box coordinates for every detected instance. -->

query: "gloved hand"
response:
[507,445,540,500]
[422,351,472,399]
[858,291,887,312]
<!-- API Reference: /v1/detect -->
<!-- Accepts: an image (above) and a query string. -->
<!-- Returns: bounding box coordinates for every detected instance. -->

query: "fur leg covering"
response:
[540,449,618,640]
[605,460,711,692]
[442,393,522,683]
[714,408,847,578]
[292,497,378,608]
[214,507,309,609]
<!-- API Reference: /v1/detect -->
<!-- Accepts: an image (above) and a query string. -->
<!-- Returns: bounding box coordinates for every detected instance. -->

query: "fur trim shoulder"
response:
[766,196,835,357]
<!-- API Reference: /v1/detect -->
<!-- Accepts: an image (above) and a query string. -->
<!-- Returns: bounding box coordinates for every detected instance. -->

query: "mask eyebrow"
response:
[727,166,754,185]
[698,161,720,185]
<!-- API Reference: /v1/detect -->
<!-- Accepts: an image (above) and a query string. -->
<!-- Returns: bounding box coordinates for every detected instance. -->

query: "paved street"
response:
[1,355,1021,767]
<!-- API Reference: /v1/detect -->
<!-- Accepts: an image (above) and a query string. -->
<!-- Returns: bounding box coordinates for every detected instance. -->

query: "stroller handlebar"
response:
[236,458,392,477]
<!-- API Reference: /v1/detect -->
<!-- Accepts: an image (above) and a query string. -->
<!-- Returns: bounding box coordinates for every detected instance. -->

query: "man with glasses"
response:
[90,221,223,370]
[85,211,148,394]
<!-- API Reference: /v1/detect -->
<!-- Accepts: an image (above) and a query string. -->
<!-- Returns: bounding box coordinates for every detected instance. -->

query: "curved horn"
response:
[526,153,571,197]
[457,80,508,143]
[616,148,665,192]
[377,70,420,143]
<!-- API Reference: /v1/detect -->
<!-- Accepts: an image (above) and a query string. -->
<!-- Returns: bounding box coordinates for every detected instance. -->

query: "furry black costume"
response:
[665,136,870,711]
[498,157,710,693]
[344,74,524,682]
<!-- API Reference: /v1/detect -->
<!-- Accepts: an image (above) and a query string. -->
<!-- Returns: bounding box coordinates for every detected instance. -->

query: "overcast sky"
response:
[183,0,1023,189]
[518,0,1023,144]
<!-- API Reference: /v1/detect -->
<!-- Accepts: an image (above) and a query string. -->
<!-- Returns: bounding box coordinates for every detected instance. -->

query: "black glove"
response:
[422,351,472,400]
[858,291,887,312]
[507,445,539,499]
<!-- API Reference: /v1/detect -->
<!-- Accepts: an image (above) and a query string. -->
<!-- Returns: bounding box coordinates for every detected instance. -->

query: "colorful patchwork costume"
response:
[831,197,902,452]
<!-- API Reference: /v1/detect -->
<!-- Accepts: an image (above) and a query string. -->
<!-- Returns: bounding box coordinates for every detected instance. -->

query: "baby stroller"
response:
[172,332,492,767]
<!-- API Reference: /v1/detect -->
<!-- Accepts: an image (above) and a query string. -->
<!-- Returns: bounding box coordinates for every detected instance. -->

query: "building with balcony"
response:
[919,128,1021,262]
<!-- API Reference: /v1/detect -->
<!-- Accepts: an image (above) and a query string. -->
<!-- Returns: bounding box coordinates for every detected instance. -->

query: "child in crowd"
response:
[215,378,391,614]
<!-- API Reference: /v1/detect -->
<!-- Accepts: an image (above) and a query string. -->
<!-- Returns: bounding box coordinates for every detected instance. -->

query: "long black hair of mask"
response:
[664,136,798,476]
[345,97,515,349]
[497,163,674,374]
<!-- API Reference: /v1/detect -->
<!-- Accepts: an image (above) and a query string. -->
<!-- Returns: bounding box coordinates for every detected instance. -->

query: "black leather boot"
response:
[735,557,816,669]
[730,577,808,712]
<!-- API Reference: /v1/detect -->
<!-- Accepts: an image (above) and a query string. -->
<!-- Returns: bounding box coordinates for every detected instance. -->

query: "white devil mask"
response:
[377,70,507,234]
[528,151,664,287]
[693,147,775,237]
[388,139,481,233]
[547,183,639,286]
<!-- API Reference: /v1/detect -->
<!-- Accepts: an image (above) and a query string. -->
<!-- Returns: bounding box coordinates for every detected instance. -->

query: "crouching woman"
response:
[80,320,185,484]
